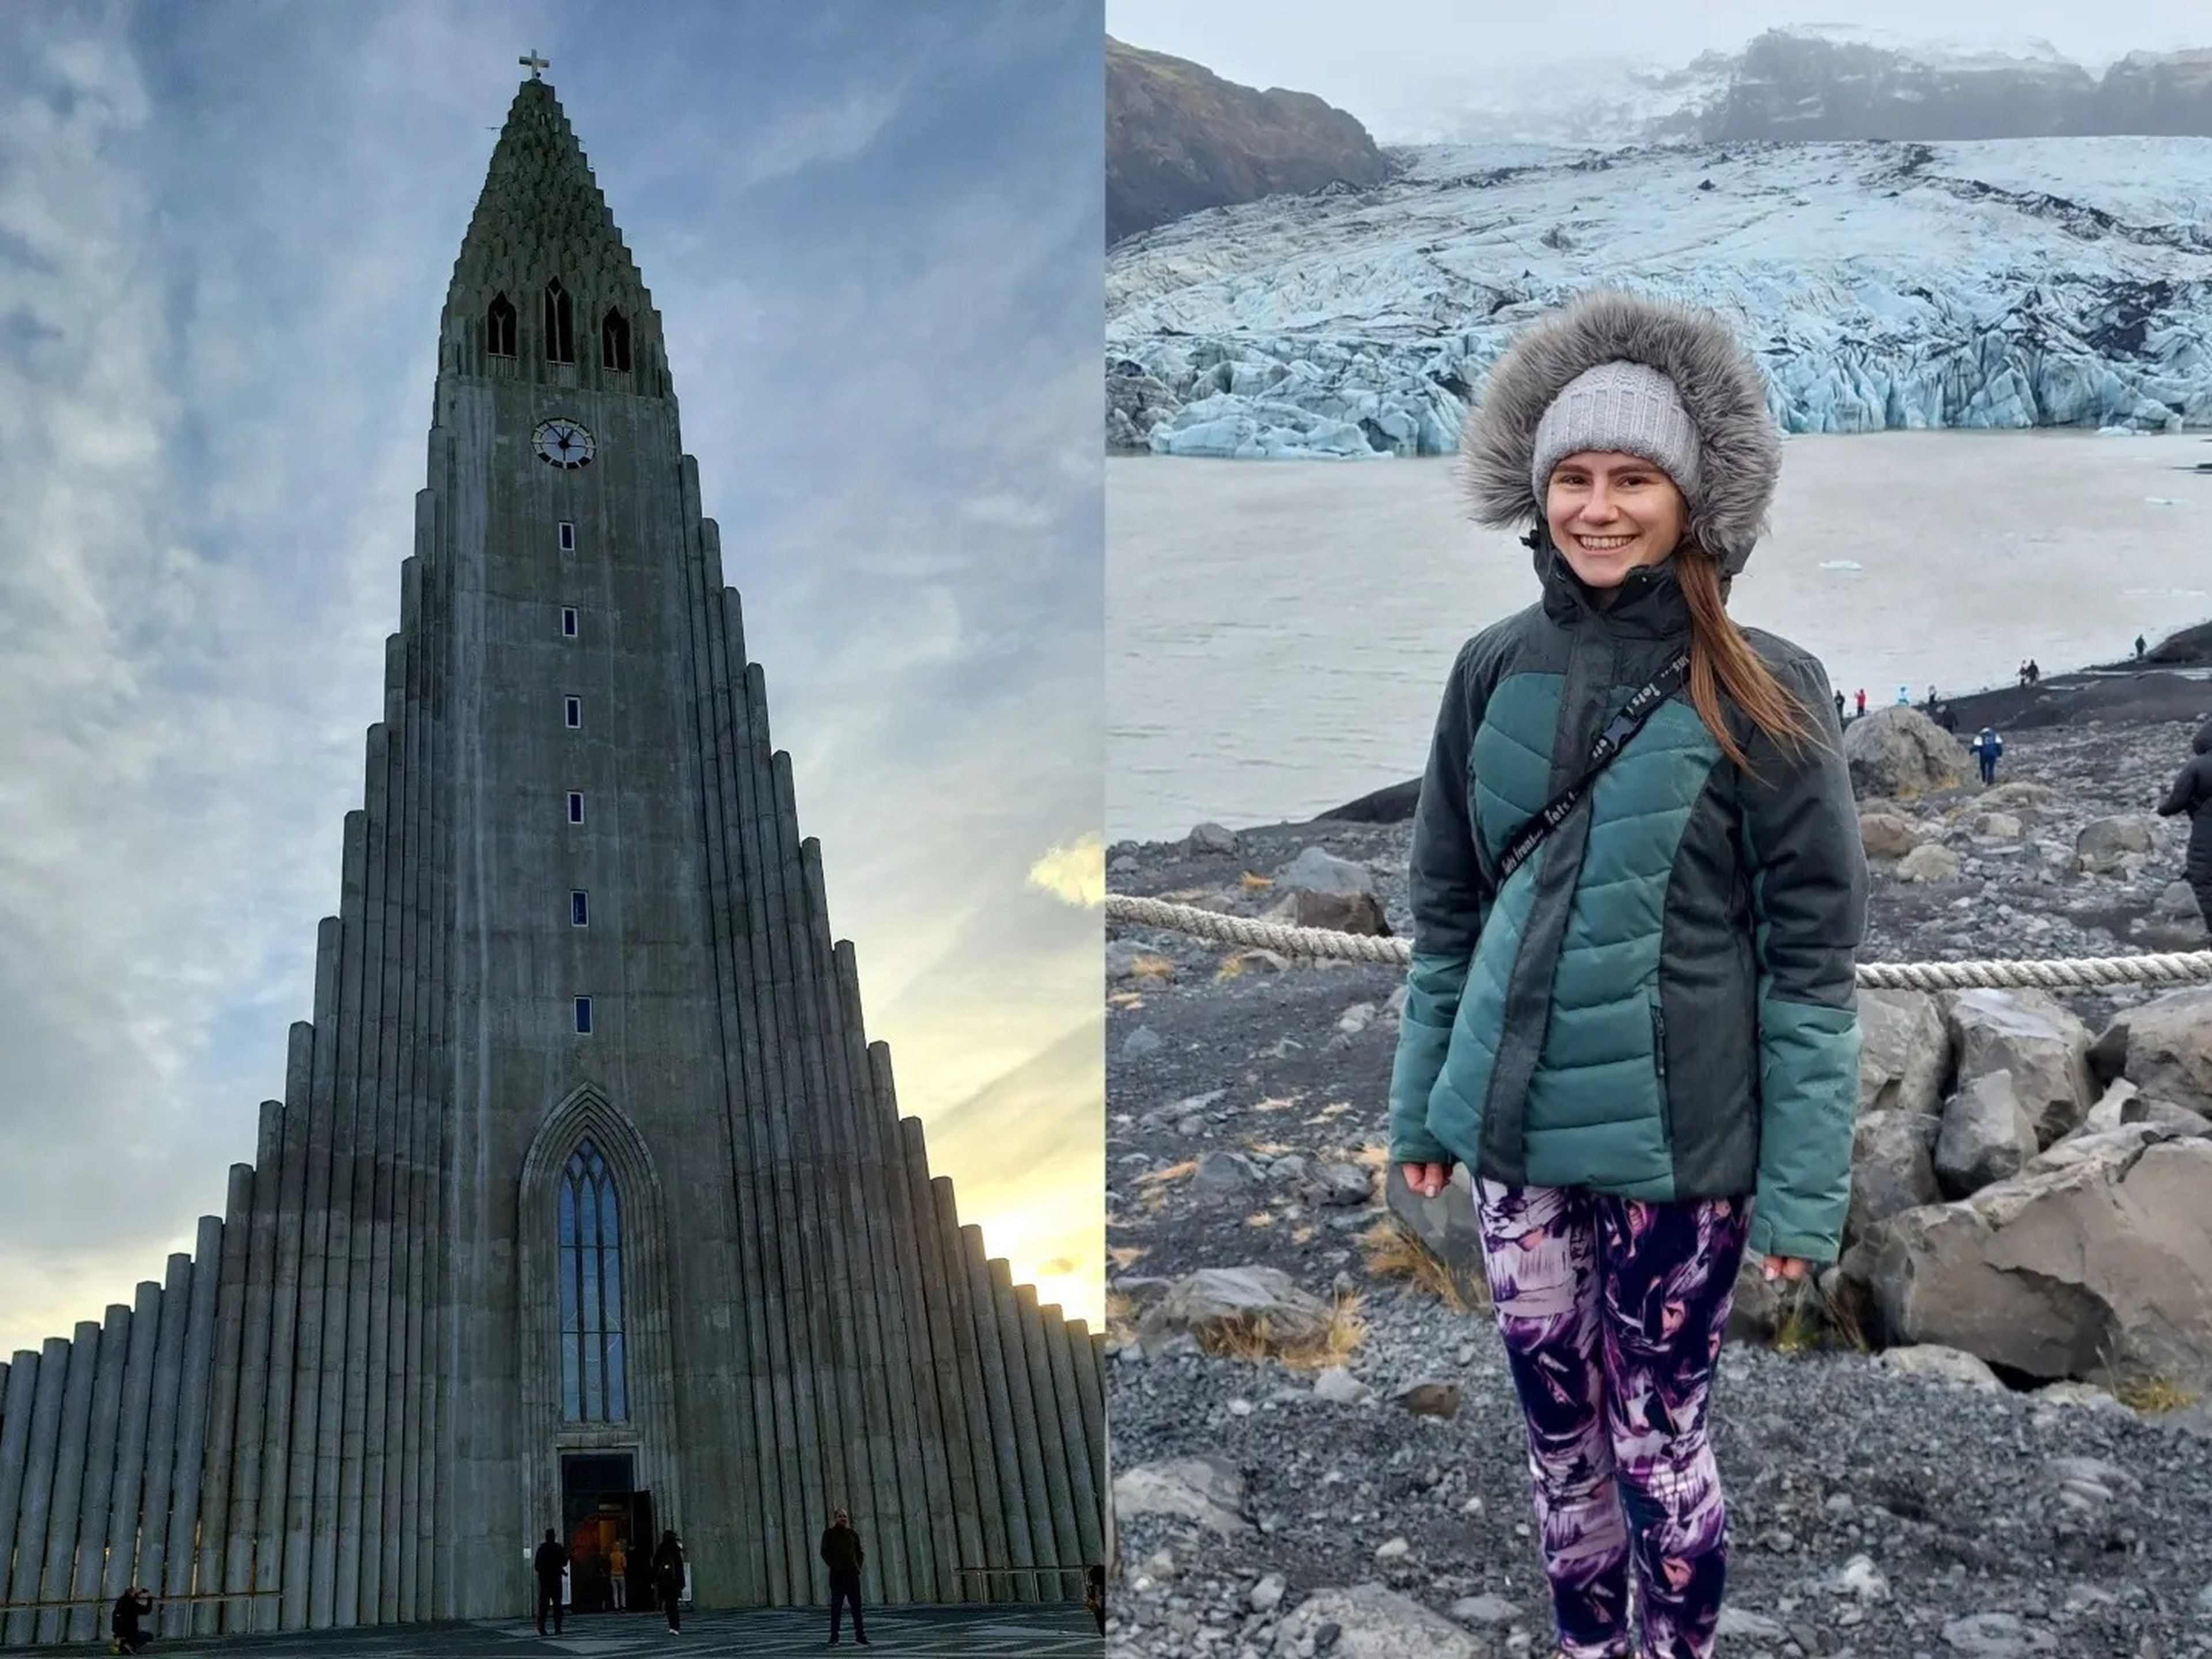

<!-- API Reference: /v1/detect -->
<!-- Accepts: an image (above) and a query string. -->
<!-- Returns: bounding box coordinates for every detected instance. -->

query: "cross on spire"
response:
[519,48,551,80]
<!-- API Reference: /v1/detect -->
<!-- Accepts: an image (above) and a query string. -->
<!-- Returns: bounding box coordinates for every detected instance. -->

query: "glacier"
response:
[1105,136,2212,460]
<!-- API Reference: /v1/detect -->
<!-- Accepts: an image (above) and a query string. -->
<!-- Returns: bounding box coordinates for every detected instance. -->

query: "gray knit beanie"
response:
[1528,359,1702,505]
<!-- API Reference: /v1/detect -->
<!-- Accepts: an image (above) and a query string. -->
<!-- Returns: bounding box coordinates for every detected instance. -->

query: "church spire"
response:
[439,73,671,397]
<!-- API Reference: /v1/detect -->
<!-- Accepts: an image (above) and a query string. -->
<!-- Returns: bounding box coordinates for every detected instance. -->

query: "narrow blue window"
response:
[562,607,578,638]
[567,791,584,824]
[571,890,589,927]
[574,996,593,1035]
[564,696,581,728]
[558,521,575,553]
[557,1139,627,1422]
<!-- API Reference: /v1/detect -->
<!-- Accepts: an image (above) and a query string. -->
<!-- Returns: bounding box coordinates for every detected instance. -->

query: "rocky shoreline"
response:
[1103,675,2212,1658]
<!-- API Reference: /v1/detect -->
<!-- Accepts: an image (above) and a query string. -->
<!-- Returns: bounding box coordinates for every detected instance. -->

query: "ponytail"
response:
[1675,546,1819,778]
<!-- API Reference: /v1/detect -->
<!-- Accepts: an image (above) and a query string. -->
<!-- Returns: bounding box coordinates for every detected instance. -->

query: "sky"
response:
[0,0,1103,1356]
[1105,0,2212,140]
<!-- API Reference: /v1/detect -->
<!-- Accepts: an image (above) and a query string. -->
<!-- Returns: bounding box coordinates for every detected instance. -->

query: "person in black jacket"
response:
[2156,716,2212,934]
[821,1508,869,1645]
[533,1529,569,1637]
[651,1531,685,1634]
[109,1585,155,1654]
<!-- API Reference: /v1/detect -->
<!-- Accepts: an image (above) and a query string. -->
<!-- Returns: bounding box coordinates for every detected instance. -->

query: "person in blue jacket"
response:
[1968,725,2003,786]
[1391,290,1865,1659]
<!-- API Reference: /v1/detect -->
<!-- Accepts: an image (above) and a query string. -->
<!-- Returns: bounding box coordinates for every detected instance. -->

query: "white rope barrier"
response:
[1104,893,2212,992]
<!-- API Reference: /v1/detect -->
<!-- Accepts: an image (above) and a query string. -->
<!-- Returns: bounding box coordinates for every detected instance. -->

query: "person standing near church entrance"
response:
[821,1507,870,1646]
[533,1529,569,1637]
[607,1536,629,1611]
[652,1531,686,1634]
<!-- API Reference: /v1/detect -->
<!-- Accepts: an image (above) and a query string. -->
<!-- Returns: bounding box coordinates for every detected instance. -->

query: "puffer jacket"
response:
[1386,537,1869,1263]
[2156,716,2212,882]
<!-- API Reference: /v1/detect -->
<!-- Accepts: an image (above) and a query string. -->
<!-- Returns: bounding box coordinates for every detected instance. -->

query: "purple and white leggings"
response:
[1472,1179,1753,1659]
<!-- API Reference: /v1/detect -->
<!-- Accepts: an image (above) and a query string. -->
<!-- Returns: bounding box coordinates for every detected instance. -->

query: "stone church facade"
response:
[0,74,1103,1642]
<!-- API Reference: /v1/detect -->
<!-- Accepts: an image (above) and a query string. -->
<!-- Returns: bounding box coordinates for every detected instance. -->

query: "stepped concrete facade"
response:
[0,74,1104,1643]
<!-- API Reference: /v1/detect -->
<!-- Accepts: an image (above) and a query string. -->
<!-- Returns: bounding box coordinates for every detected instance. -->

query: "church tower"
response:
[0,70,1104,1643]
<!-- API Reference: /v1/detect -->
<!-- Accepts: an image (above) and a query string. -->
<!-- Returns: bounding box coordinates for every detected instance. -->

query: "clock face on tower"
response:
[532,418,596,469]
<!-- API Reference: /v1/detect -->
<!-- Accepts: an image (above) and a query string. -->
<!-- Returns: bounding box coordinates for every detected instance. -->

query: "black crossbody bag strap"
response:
[1493,652,1691,885]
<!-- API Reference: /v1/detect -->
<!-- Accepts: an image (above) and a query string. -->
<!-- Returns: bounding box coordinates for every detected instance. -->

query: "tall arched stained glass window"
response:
[557,1139,628,1422]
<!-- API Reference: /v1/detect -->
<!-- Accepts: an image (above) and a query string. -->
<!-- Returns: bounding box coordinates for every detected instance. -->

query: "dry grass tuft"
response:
[1128,955,1176,980]
[1215,955,1248,983]
[1360,1219,1481,1313]
[1103,1290,1135,1339]
[1107,991,1145,1009]
[1108,1245,1148,1271]
[2114,1373,2199,1415]
[1310,1103,1353,1123]
[1198,1293,1366,1371]
[1240,872,1274,890]
[1244,1211,1277,1229]
[1138,1160,1197,1187]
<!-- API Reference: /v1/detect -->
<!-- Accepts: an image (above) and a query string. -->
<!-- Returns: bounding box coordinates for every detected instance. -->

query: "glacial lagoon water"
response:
[1107,430,2212,844]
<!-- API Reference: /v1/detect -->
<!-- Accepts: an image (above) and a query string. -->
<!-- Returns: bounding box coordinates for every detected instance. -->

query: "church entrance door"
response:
[559,1452,642,1615]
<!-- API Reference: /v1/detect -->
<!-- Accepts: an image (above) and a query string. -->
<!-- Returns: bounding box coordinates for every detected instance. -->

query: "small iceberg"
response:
[1819,559,1863,571]
[2145,496,2183,506]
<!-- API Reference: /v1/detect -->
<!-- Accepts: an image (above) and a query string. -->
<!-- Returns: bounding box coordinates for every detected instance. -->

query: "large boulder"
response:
[1867,1127,2212,1391]
[1842,707,1965,798]
[1945,988,2093,1147]
[2093,986,2212,1115]
[2075,813,2164,876]
[1933,1072,2039,1198]
[1895,843,1961,884]
[1139,1265,1335,1350]
[1272,1584,1485,1658]
[1270,844,1389,934]
[1847,1109,1942,1243]
[1857,990,1949,1118]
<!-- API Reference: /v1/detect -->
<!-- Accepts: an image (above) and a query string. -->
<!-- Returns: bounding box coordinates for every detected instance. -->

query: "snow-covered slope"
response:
[1105,137,2212,459]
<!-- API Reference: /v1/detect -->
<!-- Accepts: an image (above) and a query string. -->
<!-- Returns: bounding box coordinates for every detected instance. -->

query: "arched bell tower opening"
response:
[515,1086,681,1617]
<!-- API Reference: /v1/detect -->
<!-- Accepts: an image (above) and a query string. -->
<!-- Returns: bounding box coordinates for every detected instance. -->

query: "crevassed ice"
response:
[1105,136,2212,461]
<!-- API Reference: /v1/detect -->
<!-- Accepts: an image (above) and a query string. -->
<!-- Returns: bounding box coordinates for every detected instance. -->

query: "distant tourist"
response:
[1923,685,1939,711]
[1834,688,1846,723]
[1389,290,1865,1659]
[1854,687,1866,717]
[821,1506,870,1645]
[1969,725,2004,786]
[2136,634,2148,661]
[652,1531,686,1634]
[2155,716,2212,934]
[1936,702,1958,733]
[1087,1563,1107,1634]
[109,1586,154,1654]
[2027,658,2040,684]
[1895,683,1910,705]
[534,1528,569,1637]
[608,1536,628,1611]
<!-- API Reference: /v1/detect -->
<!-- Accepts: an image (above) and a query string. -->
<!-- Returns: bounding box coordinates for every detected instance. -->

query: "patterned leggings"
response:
[1473,1179,1752,1659]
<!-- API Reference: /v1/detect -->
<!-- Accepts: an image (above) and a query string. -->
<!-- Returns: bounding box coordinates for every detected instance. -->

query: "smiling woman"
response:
[0,1,1105,1646]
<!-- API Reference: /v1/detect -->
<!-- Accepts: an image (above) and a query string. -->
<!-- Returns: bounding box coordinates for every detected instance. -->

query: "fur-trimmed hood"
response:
[1459,289,1781,577]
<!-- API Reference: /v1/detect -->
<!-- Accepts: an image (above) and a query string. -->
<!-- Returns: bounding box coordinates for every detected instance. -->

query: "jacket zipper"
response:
[1650,990,1673,1142]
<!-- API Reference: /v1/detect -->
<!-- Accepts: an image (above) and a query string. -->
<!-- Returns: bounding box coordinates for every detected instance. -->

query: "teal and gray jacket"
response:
[1386,544,1868,1263]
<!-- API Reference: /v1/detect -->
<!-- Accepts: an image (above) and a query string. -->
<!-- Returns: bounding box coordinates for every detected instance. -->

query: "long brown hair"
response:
[1675,545,1820,777]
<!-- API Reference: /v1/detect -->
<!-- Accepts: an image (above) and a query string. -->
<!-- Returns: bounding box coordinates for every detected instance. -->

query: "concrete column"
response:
[132,1259,191,1604]
[918,1175,1012,1603]
[3,1336,68,1645]
[283,915,344,1629]
[691,552,782,1604]
[253,1021,317,1631]
[1010,1279,1082,1594]
[830,946,945,1596]
[339,721,395,1626]
[312,812,372,1627]
[222,1103,285,1632]
[986,1254,1060,1590]
[891,1112,976,1600]
[33,1320,101,1645]
[731,662,830,1600]
[390,567,427,1626]
[0,1346,44,1631]
[1065,1320,1108,1570]
[953,1228,1037,1602]
[1040,1306,1104,1570]
[192,1163,256,1634]
[760,768,878,1603]
[711,592,804,1605]
[161,1215,227,1635]
[412,514,449,1622]
[65,1305,131,1642]
[101,1284,163,1607]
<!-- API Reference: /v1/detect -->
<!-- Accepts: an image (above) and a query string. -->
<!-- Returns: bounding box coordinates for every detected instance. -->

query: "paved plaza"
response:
[3,1604,1099,1657]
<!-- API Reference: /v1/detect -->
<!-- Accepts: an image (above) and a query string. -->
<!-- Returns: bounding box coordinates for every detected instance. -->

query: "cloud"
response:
[1028,832,1107,908]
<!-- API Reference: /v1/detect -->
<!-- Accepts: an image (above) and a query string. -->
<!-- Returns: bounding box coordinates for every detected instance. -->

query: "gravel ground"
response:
[1104,696,2212,1659]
